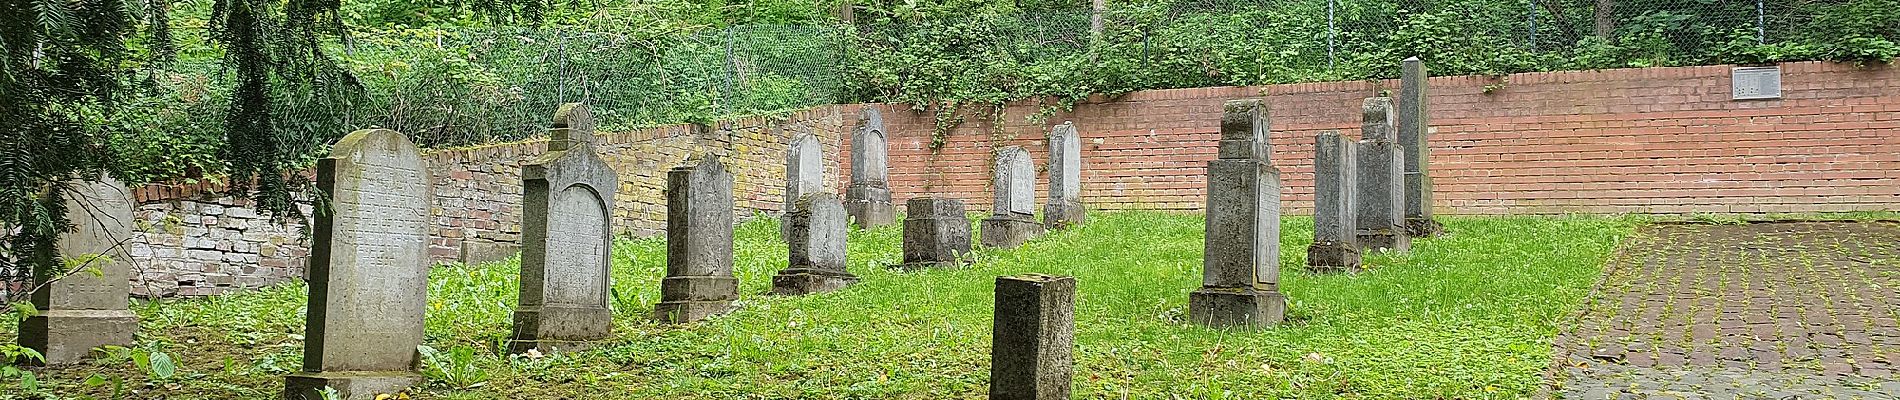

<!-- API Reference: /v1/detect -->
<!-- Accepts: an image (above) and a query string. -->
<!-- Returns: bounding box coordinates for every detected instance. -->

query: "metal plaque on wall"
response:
[1731,66,1782,100]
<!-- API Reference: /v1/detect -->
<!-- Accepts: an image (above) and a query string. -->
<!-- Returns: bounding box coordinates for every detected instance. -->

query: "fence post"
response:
[723,26,736,116]
[1528,0,1538,50]
[1756,0,1766,44]
[1327,0,1336,70]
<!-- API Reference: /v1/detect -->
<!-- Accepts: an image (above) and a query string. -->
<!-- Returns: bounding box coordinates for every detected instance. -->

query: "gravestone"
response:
[896,197,971,270]
[772,193,857,295]
[284,129,430,400]
[653,156,738,323]
[1189,99,1286,328]
[1306,131,1361,273]
[845,107,896,228]
[981,146,1042,248]
[1399,57,1444,237]
[782,130,825,240]
[509,103,619,354]
[19,174,139,366]
[989,274,1075,400]
[1356,97,1411,252]
[1043,122,1086,230]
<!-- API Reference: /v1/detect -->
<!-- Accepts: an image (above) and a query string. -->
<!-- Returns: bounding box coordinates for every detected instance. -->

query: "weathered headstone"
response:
[845,107,896,228]
[653,156,738,323]
[981,146,1042,248]
[989,274,1075,400]
[20,174,139,366]
[1188,99,1286,328]
[1399,57,1444,237]
[285,129,430,400]
[1306,131,1361,273]
[782,129,825,240]
[895,197,971,270]
[772,193,857,295]
[1043,122,1086,230]
[509,103,618,354]
[1356,97,1411,252]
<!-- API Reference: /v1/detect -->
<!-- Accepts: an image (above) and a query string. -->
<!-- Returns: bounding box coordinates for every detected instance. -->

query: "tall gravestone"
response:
[20,175,139,366]
[1399,57,1444,237]
[1043,122,1086,230]
[509,103,618,354]
[1355,97,1411,252]
[1306,131,1361,273]
[782,130,825,240]
[896,198,971,270]
[989,274,1075,400]
[285,129,430,400]
[772,193,857,295]
[1188,99,1286,328]
[845,107,896,228]
[654,156,738,323]
[981,146,1042,248]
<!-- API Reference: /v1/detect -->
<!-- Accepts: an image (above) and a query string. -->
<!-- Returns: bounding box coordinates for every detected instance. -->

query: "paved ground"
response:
[1551,222,1900,399]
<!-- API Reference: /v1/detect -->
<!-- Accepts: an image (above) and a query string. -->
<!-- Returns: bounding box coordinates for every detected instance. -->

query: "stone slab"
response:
[981,216,1044,249]
[782,131,824,239]
[513,103,618,353]
[1354,98,1410,253]
[19,310,138,366]
[898,198,971,269]
[298,129,429,378]
[1044,122,1085,229]
[1399,57,1441,237]
[284,371,423,400]
[657,156,737,323]
[847,106,895,229]
[1188,287,1286,328]
[775,193,855,295]
[1200,160,1281,289]
[990,274,1076,400]
[992,146,1036,217]
[21,174,139,365]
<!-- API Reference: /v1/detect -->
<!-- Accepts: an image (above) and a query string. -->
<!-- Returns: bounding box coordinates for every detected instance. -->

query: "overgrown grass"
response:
[0,212,1637,399]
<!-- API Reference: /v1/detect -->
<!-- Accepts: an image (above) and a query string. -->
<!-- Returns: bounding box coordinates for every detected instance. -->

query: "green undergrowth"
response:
[1,212,1639,399]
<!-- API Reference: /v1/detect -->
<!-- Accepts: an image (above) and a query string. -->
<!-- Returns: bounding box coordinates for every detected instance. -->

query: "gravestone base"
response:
[771,269,860,295]
[981,216,1043,248]
[284,371,423,400]
[1405,218,1445,238]
[891,260,966,271]
[651,300,736,323]
[1305,242,1362,274]
[1043,200,1087,230]
[1187,287,1286,328]
[846,185,897,229]
[1358,231,1412,253]
[508,305,613,354]
[458,240,520,265]
[19,309,138,365]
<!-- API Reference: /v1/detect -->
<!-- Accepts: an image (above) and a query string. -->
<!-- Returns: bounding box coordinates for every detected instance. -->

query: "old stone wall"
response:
[849,60,1900,215]
[127,107,845,296]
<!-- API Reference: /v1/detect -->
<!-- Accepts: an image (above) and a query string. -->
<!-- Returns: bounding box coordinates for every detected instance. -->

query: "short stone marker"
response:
[1355,97,1411,253]
[1399,57,1444,237]
[989,274,1075,400]
[1307,131,1361,273]
[20,174,139,366]
[782,130,824,240]
[981,146,1042,248]
[896,197,971,270]
[1188,99,1287,328]
[285,129,430,400]
[1043,122,1086,230]
[772,193,857,295]
[845,107,896,229]
[654,156,739,323]
[509,103,619,354]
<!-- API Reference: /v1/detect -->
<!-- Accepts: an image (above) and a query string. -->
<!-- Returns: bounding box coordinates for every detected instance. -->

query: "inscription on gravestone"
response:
[511,103,618,354]
[285,129,430,400]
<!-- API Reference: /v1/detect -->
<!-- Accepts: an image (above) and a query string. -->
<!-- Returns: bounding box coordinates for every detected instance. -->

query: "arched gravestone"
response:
[1044,122,1086,230]
[782,131,824,240]
[510,103,619,354]
[654,156,738,323]
[20,174,139,366]
[981,146,1042,248]
[844,106,895,228]
[1188,99,1286,329]
[285,129,430,400]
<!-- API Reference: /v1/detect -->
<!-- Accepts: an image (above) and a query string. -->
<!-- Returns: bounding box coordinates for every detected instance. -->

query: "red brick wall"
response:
[842,61,1900,215]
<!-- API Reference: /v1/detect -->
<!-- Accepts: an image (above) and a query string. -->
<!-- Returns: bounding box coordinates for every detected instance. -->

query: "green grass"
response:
[1,212,1638,399]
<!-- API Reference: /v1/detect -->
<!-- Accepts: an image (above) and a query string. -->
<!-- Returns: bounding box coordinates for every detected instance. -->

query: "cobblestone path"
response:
[1552,222,1900,399]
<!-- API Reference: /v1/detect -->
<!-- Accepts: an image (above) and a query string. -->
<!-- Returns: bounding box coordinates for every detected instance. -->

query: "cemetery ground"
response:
[4,212,1892,399]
